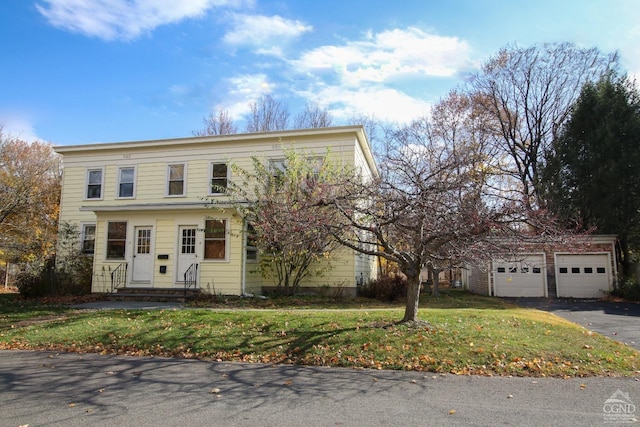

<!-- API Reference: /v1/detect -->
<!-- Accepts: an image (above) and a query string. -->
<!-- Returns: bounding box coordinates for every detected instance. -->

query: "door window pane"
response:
[181,228,196,254]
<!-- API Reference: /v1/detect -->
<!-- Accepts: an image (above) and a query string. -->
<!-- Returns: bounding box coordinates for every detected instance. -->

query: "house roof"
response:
[54,125,379,177]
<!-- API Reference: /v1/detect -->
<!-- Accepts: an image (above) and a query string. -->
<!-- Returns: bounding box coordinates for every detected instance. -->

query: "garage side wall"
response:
[468,266,490,295]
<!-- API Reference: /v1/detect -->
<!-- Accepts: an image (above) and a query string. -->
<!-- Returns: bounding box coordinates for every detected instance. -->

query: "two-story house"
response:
[54,126,378,296]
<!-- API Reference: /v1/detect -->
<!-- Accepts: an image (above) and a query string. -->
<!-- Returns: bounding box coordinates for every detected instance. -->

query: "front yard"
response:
[0,292,637,377]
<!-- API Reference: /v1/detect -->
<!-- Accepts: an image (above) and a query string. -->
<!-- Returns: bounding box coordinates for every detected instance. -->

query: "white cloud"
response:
[222,73,275,118]
[210,26,472,125]
[294,27,472,86]
[307,86,432,124]
[222,14,313,55]
[0,113,46,143]
[36,0,250,41]
[287,27,471,123]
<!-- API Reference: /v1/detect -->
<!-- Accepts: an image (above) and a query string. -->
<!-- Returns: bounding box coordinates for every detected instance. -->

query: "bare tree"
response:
[325,101,563,323]
[246,95,290,132]
[193,108,238,136]
[293,101,333,129]
[470,42,618,209]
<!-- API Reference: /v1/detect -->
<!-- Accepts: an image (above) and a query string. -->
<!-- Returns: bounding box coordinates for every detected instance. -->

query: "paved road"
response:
[508,298,640,350]
[1,350,639,426]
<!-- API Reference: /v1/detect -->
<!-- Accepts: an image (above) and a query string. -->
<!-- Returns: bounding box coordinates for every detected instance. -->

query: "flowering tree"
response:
[226,148,351,296]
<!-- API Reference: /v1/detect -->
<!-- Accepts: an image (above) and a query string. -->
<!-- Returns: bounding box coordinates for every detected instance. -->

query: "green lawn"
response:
[0,292,637,377]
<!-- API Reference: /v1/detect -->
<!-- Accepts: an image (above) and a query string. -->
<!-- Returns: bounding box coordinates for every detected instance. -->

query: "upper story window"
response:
[81,223,96,255]
[269,159,287,186]
[210,163,228,194]
[117,166,136,198]
[167,163,186,197]
[86,168,104,199]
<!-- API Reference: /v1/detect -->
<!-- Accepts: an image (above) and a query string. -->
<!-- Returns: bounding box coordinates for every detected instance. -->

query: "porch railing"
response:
[110,263,128,293]
[184,263,198,295]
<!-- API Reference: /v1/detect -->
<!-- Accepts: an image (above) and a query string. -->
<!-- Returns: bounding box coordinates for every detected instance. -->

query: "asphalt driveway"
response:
[507,298,640,350]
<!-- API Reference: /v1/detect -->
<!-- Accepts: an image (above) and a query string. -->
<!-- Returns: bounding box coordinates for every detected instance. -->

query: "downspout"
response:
[241,218,247,296]
[611,239,619,291]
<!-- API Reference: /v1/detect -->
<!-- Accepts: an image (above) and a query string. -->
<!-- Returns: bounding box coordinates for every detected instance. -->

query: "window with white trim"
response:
[167,163,186,196]
[81,224,96,255]
[204,219,226,260]
[268,158,287,187]
[246,223,258,261]
[210,163,228,194]
[86,168,103,199]
[117,166,135,198]
[106,221,127,259]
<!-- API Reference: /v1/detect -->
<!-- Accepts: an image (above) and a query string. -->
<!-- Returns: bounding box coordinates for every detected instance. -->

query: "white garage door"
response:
[493,255,546,297]
[555,253,611,298]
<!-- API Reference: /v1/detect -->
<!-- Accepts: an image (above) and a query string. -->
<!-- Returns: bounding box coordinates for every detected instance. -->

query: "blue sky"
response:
[1,0,638,145]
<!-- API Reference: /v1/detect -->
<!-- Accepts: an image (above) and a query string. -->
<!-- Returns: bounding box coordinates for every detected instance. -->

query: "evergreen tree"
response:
[542,73,640,274]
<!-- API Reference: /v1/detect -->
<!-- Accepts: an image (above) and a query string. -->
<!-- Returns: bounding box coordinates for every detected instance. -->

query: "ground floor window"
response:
[81,223,96,254]
[246,223,258,261]
[204,219,226,259]
[107,221,127,259]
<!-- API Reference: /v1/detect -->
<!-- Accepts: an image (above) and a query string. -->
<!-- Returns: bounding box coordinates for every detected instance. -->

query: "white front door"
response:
[132,226,153,283]
[177,225,198,283]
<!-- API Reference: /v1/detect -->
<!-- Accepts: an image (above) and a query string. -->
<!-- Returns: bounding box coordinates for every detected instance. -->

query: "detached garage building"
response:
[468,235,617,298]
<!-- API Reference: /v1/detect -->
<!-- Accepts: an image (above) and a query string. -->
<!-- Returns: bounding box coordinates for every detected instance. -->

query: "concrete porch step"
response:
[106,287,201,302]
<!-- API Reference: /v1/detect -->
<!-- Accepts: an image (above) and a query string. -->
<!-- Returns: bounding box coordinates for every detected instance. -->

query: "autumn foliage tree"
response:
[0,129,61,266]
[224,149,350,296]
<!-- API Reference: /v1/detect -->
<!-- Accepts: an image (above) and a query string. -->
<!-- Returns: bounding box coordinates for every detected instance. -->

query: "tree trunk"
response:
[402,277,421,322]
[432,267,441,298]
